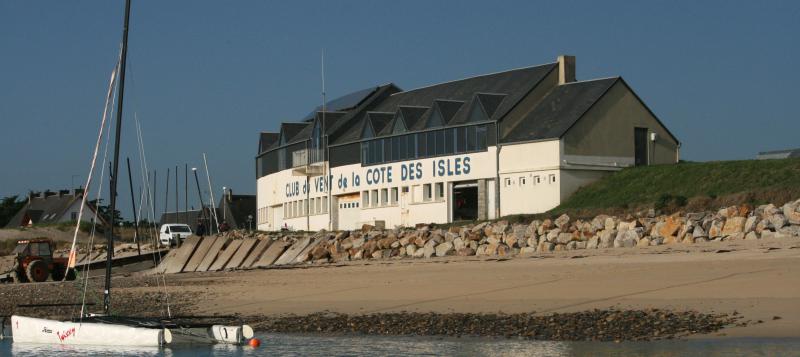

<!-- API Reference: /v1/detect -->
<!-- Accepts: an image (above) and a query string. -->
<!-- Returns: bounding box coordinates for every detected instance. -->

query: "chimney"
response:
[557,55,576,85]
[227,188,233,202]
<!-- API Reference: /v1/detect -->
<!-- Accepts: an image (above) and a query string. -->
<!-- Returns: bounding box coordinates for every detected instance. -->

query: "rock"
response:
[637,237,651,247]
[721,217,746,236]
[371,250,384,259]
[708,220,724,238]
[784,200,800,225]
[565,241,577,250]
[453,237,466,251]
[414,236,427,247]
[554,214,570,229]
[469,240,478,250]
[405,244,417,257]
[475,244,489,256]
[650,237,664,246]
[604,217,616,231]
[526,236,538,248]
[435,242,454,257]
[599,230,616,248]
[692,225,708,238]
[486,235,500,245]
[350,237,365,249]
[779,225,800,237]
[744,216,758,233]
[496,244,511,256]
[456,247,475,256]
[586,236,599,249]
[556,233,573,245]
[768,214,788,229]
[546,229,561,243]
[537,240,554,252]
[361,224,375,233]
[310,245,330,260]
[412,246,426,258]
[423,240,437,258]
[761,230,776,240]
[503,234,519,248]
[658,216,683,237]
[352,249,364,260]
[727,232,744,240]
[744,231,758,240]
[574,241,586,249]
[614,230,639,248]
[519,247,537,256]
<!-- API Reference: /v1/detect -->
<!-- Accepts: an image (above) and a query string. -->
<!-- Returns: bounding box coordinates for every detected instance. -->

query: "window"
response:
[435,182,444,200]
[71,212,78,221]
[402,186,409,193]
[445,128,455,155]
[362,191,370,207]
[384,139,392,163]
[476,125,487,150]
[504,178,512,187]
[435,130,445,155]
[309,198,315,215]
[316,198,321,213]
[519,177,526,186]
[457,126,467,152]
[534,176,541,185]
[391,187,399,204]
[406,135,416,159]
[322,196,328,213]
[381,189,389,206]
[417,133,427,158]
[361,142,369,165]
[371,189,379,206]
[355,202,359,208]
[549,174,556,184]
[392,136,400,161]
[426,131,436,157]
[467,125,477,151]
[423,184,432,202]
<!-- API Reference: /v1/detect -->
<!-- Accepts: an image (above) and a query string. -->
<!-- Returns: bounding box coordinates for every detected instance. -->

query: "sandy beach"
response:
[113,235,800,338]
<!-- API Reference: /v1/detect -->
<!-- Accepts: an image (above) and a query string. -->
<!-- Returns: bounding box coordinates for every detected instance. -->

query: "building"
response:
[4,189,107,228]
[158,189,256,231]
[757,148,800,160]
[256,56,679,231]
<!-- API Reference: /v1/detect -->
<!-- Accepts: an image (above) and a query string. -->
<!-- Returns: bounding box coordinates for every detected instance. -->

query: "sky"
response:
[1,0,799,220]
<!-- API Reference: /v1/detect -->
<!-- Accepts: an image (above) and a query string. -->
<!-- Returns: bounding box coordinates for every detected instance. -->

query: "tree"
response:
[0,195,25,227]
[89,199,121,226]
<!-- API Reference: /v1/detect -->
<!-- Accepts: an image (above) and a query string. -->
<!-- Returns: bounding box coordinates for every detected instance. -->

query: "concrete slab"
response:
[162,236,201,274]
[196,237,230,272]
[241,239,272,268]
[253,240,290,268]
[294,235,326,264]
[210,240,243,271]
[183,236,218,272]
[155,249,179,274]
[223,239,256,270]
[273,236,311,266]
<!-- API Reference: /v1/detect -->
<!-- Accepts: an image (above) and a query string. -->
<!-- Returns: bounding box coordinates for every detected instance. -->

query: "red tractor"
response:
[3,239,76,283]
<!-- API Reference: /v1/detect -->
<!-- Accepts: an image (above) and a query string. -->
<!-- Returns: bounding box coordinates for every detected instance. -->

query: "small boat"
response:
[9,0,253,347]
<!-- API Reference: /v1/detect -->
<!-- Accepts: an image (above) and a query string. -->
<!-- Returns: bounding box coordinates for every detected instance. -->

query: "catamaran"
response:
[10,0,253,347]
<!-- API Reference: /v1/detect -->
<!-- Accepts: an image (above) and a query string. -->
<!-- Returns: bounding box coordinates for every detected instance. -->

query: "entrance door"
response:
[634,127,648,166]
[452,181,478,221]
[399,187,409,227]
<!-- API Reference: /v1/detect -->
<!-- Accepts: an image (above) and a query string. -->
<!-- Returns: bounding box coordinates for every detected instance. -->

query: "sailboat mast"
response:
[104,0,132,315]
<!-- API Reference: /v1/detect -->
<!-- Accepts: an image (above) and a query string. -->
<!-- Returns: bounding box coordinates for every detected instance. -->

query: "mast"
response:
[126,157,141,256]
[104,0,132,314]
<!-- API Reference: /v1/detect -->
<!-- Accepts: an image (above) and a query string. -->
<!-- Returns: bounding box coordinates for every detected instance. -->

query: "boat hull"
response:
[11,315,169,347]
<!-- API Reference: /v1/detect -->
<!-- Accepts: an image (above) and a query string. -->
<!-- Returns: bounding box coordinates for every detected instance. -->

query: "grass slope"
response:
[552,158,800,217]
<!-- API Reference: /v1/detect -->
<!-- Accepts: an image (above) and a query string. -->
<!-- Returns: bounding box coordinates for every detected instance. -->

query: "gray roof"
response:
[301,86,382,121]
[501,77,618,143]
[757,148,800,159]
[218,194,256,229]
[4,190,102,228]
[258,132,279,154]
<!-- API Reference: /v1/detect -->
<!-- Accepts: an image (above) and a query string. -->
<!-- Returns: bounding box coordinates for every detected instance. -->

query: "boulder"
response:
[371,250,384,259]
[721,217,746,236]
[604,217,617,231]
[565,241,578,250]
[784,200,800,225]
[556,233,573,245]
[744,216,758,233]
[496,244,511,257]
[350,237,365,249]
[352,249,364,260]
[554,214,570,229]
[435,242,454,257]
[423,240,437,258]
[537,240,554,252]
[692,225,708,238]
[586,236,599,249]
[650,237,664,246]
[744,231,759,240]
[519,247,537,256]
[526,236,538,248]
[486,235,500,245]
[456,247,476,256]
[769,214,788,229]
[637,237,651,248]
[599,229,616,248]
[405,244,417,257]
[412,246,426,258]
[361,224,375,233]
[546,228,561,243]
[453,237,466,251]
[614,230,639,248]
[708,220,724,238]
[658,216,683,238]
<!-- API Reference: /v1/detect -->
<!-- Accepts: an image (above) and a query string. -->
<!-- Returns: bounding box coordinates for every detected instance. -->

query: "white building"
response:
[256,56,679,231]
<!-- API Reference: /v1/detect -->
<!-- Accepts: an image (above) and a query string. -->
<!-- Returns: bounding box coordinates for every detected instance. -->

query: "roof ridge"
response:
[559,76,620,86]
[391,62,558,95]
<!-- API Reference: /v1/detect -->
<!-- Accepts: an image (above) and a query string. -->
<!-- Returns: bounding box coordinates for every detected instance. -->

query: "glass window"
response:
[362,191,369,207]
[445,128,455,155]
[398,136,406,161]
[361,142,368,165]
[383,139,390,163]
[371,189,379,206]
[435,182,444,199]
[417,133,426,158]
[519,177,526,186]
[435,130,445,155]
[426,131,436,157]
[457,126,467,153]
[534,176,541,185]
[322,196,328,213]
[423,184,432,202]
[381,189,388,206]
[391,187,399,204]
[407,135,416,159]
[467,125,477,151]
[476,125,487,150]
[392,136,400,161]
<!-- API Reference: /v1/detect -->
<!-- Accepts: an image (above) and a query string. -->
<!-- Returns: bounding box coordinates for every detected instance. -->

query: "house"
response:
[4,189,107,228]
[255,55,680,231]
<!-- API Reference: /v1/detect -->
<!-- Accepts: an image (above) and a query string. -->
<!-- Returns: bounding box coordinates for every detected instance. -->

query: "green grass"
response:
[552,158,800,217]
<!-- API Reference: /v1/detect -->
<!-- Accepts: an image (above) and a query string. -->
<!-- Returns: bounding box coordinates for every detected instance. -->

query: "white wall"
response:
[498,140,563,215]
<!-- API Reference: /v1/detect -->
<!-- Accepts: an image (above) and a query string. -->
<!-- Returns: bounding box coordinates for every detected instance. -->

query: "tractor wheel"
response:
[15,270,29,283]
[65,268,77,281]
[26,260,50,282]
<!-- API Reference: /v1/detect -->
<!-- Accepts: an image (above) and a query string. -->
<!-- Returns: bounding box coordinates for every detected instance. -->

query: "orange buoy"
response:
[248,338,261,348]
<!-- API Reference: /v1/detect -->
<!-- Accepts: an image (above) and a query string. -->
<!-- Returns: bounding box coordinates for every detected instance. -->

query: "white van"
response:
[159,224,193,247]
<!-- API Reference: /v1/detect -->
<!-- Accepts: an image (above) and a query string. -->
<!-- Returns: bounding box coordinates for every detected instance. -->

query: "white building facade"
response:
[256,56,680,231]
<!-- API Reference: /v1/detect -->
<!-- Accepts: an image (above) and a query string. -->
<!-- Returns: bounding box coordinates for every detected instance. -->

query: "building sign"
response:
[284,155,473,198]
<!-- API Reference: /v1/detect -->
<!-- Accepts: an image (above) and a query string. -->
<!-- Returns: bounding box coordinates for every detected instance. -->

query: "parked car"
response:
[159,224,192,247]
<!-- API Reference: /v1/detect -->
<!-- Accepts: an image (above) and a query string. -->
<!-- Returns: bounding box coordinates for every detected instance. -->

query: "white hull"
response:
[11,315,170,347]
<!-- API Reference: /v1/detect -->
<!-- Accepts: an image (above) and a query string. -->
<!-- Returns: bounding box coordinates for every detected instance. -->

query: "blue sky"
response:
[1,1,799,220]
